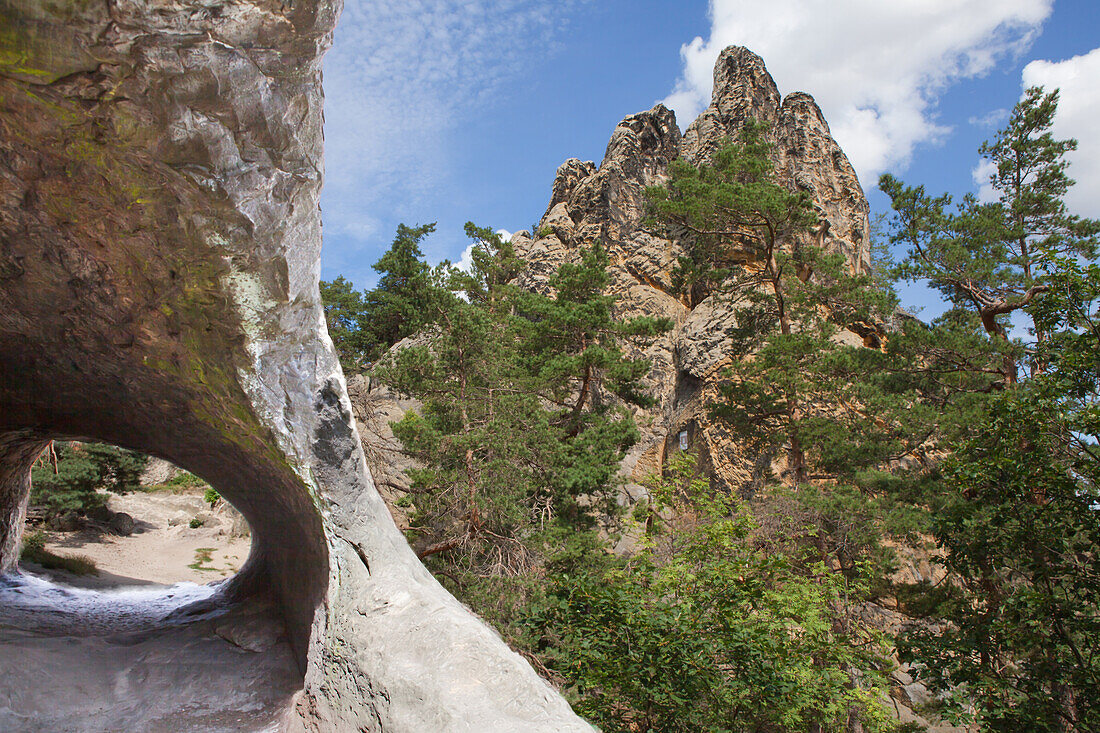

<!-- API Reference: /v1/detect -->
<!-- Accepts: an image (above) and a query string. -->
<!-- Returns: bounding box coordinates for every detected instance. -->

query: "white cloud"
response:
[322,1,579,242]
[972,158,998,203]
[1022,47,1100,218]
[663,0,1053,186]
[968,108,1010,128]
[455,243,476,273]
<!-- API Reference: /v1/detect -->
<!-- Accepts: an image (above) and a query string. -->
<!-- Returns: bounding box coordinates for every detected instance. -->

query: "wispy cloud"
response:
[321,1,581,245]
[662,0,1053,186]
[968,109,1010,128]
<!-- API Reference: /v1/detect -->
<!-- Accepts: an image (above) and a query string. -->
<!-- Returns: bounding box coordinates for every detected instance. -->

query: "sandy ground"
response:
[1,491,300,732]
[35,488,251,586]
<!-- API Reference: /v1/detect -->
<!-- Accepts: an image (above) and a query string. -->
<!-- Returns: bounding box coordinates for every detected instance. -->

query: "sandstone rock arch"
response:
[0,1,590,729]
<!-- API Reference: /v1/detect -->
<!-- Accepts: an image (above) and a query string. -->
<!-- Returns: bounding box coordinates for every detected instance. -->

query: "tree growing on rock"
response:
[647,124,904,484]
[378,226,668,618]
[380,228,668,572]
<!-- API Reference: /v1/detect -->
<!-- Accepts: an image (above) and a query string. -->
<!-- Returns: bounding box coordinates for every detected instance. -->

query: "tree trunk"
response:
[769,255,807,484]
[979,309,1018,387]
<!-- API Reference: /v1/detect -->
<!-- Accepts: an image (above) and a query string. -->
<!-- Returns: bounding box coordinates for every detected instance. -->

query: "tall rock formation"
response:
[508,45,871,499]
[0,1,590,730]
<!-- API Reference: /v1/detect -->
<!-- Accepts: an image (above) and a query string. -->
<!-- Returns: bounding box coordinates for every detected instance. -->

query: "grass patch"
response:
[189,547,218,571]
[20,530,98,576]
[144,470,209,494]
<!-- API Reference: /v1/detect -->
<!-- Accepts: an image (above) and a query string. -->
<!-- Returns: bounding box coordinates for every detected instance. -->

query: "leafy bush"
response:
[528,455,896,733]
[202,487,220,507]
[166,471,205,488]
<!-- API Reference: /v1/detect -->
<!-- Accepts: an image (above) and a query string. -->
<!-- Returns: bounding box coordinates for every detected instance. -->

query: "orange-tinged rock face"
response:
[498,46,871,501]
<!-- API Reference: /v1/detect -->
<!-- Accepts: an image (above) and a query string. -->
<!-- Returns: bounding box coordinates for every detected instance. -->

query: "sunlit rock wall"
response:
[510,46,872,498]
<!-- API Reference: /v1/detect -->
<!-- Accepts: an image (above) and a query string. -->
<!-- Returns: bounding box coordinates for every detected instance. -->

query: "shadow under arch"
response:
[0,398,328,672]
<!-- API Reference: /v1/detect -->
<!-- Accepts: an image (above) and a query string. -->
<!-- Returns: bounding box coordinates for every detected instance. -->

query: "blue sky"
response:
[319,0,1100,317]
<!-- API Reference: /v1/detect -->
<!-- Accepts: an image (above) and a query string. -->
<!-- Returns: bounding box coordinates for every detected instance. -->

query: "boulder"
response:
[108,512,135,537]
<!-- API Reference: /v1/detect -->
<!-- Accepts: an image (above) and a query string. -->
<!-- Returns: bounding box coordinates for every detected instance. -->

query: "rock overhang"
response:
[0,1,593,730]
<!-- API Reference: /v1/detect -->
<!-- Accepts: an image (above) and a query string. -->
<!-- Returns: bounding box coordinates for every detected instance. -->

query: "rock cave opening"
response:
[0,429,321,731]
[18,443,252,588]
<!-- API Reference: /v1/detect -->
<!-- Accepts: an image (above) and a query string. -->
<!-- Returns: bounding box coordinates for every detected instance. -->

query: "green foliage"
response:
[530,454,897,733]
[203,487,221,507]
[449,223,522,307]
[315,91,1100,731]
[189,517,204,529]
[1028,253,1100,439]
[20,530,97,575]
[888,87,1100,732]
[369,222,453,346]
[143,470,209,494]
[649,122,912,484]
[30,442,147,520]
[320,223,454,372]
[318,275,376,373]
[898,392,1100,731]
[166,471,205,488]
[380,234,668,582]
[646,121,819,308]
[881,87,1099,385]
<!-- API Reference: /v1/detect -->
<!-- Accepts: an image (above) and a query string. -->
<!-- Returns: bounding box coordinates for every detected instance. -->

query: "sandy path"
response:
[36,489,250,586]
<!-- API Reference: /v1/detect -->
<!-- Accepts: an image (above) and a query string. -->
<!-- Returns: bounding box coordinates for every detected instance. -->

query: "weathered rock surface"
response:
[0,1,590,730]
[354,46,871,524]
[512,46,872,499]
[141,457,186,487]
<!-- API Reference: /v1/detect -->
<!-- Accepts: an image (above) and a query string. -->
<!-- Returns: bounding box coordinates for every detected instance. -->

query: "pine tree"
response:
[320,222,452,372]
[647,124,903,484]
[888,88,1100,731]
[318,276,375,373]
[31,442,147,519]
[880,87,1098,385]
[366,222,451,348]
[379,231,668,582]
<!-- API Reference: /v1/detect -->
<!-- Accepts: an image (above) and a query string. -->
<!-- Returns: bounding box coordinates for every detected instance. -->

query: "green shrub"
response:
[528,455,896,733]
[202,487,220,507]
[189,517,204,529]
[20,530,98,575]
[166,471,205,488]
